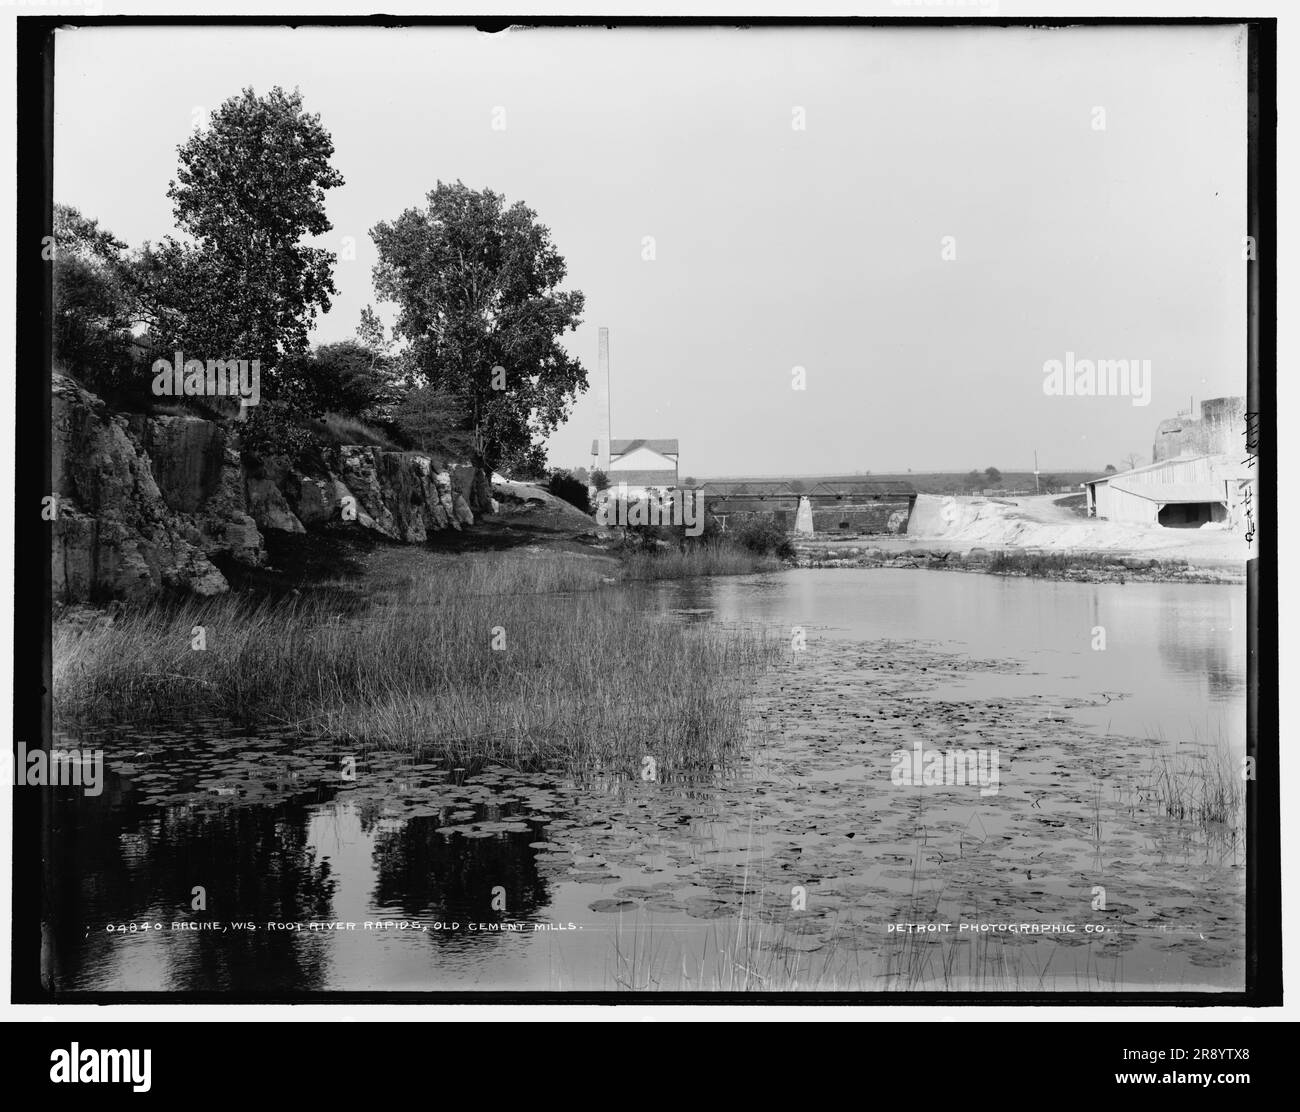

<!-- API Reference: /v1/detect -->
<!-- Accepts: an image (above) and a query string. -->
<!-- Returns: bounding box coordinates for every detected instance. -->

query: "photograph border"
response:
[12,12,1279,1007]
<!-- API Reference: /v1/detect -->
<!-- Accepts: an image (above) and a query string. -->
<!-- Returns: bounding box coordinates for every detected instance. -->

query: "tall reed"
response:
[54,549,779,775]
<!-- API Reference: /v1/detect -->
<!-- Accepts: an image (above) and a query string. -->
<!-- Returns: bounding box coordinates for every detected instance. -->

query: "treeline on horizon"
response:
[683,469,1112,493]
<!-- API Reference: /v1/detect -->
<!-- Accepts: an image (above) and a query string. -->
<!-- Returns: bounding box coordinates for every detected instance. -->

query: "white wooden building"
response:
[595,438,679,495]
[1082,455,1254,528]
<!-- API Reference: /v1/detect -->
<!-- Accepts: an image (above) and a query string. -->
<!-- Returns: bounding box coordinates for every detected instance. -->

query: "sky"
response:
[53,23,1248,477]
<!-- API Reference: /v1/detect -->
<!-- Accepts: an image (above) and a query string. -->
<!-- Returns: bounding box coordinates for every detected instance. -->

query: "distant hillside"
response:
[695,471,1102,495]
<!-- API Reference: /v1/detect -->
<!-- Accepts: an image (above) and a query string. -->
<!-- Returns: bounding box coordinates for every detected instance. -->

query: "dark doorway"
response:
[1157,501,1227,528]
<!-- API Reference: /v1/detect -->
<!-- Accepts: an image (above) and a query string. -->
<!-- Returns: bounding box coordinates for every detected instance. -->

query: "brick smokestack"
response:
[596,327,610,472]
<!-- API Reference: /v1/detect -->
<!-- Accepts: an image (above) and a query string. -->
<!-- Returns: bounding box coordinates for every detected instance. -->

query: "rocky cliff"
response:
[52,374,485,602]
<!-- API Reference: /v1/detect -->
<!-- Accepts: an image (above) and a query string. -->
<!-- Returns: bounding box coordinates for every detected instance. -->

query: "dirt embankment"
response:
[798,494,1247,583]
[906,493,1247,562]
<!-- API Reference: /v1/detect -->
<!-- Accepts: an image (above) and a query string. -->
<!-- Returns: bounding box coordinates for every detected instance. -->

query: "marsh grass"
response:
[1144,749,1243,829]
[989,551,1112,577]
[984,550,1192,579]
[54,549,779,773]
[608,909,867,991]
[619,540,781,581]
[604,892,1092,992]
[1113,734,1245,852]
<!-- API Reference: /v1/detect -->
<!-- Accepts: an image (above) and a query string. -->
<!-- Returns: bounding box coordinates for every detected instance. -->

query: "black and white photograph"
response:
[11,8,1280,1026]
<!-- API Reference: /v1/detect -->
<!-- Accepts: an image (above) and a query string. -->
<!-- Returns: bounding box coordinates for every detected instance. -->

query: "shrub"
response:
[296,341,393,418]
[617,522,680,552]
[731,517,796,561]
[611,501,722,553]
[547,469,592,515]
[310,411,401,449]
[239,399,318,462]
[389,384,473,457]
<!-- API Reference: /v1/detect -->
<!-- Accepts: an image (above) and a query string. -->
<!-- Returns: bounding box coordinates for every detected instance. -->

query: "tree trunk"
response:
[468,449,495,515]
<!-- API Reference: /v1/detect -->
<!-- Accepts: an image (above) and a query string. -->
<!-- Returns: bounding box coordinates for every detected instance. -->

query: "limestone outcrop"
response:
[51,374,484,602]
[52,375,234,601]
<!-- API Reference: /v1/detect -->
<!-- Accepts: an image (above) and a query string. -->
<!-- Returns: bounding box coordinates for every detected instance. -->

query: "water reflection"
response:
[47,569,1247,992]
[370,814,547,924]
[671,570,1245,742]
[1154,589,1245,702]
[46,772,337,992]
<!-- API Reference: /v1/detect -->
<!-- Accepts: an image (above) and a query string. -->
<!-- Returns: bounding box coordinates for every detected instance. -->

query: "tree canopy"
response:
[137,86,344,373]
[51,204,138,391]
[53,99,589,488]
[370,181,586,470]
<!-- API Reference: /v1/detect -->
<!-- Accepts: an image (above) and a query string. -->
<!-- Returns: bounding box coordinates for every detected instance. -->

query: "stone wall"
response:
[711,508,795,533]
[706,494,912,535]
[809,500,912,534]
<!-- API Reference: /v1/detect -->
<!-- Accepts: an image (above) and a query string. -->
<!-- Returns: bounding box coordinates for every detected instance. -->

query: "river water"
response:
[48,569,1247,993]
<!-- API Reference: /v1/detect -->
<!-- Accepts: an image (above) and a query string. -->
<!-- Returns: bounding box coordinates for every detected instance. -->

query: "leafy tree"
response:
[499,443,549,481]
[390,384,473,458]
[288,341,392,418]
[137,86,344,384]
[984,467,1003,486]
[370,181,587,474]
[1104,463,1117,473]
[341,306,406,419]
[54,203,128,261]
[51,205,140,393]
[356,305,393,368]
[591,469,609,492]
[965,470,984,490]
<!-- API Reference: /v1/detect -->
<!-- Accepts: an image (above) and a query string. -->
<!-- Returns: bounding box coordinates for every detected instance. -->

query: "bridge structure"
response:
[686,478,918,535]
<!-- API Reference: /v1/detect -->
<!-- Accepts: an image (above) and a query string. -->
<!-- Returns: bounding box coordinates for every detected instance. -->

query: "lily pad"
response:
[589,899,639,913]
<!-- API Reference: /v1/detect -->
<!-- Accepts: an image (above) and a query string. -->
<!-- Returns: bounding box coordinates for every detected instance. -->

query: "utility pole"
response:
[1034,450,1040,495]
[596,327,611,472]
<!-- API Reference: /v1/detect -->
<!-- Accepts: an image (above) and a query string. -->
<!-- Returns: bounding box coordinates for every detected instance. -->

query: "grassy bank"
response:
[613,517,794,581]
[799,544,1243,584]
[619,540,783,580]
[985,549,1240,584]
[54,548,779,773]
[987,550,1116,577]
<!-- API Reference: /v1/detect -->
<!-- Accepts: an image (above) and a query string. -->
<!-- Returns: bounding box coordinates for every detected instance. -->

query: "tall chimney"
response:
[596,327,611,471]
